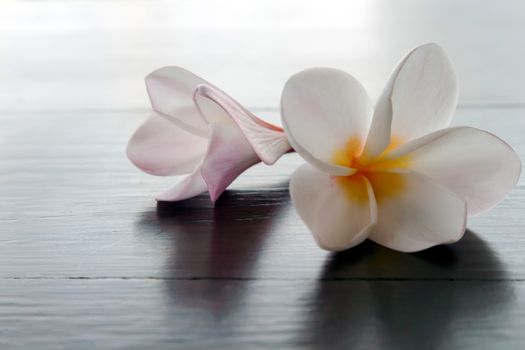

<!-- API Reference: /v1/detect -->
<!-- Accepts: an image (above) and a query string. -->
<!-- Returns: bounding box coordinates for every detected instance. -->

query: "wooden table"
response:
[1,1,524,349]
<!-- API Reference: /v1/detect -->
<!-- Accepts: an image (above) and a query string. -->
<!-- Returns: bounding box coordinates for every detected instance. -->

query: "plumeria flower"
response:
[282,43,521,252]
[128,67,291,201]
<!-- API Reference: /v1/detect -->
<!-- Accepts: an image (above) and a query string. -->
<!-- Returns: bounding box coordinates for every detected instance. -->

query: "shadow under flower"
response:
[296,230,513,349]
[135,185,290,319]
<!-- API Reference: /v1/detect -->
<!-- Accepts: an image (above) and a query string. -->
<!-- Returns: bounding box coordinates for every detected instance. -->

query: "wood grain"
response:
[1,279,523,349]
[1,1,525,349]
[1,109,523,281]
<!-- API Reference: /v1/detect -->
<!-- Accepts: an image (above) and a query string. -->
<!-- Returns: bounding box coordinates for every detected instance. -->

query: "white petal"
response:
[194,84,292,165]
[127,112,207,176]
[281,67,372,175]
[289,164,377,251]
[368,171,467,252]
[362,43,459,161]
[146,66,230,137]
[385,127,521,215]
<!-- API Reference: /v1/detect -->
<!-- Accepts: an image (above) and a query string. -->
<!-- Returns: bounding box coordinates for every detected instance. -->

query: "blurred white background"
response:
[1,0,524,113]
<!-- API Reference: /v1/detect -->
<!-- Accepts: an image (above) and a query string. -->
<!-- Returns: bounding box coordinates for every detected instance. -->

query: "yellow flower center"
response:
[332,136,411,203]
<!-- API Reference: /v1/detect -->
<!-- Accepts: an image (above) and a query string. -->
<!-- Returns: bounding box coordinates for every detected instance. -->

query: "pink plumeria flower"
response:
[127,67,291,202]
[281,43,521,252]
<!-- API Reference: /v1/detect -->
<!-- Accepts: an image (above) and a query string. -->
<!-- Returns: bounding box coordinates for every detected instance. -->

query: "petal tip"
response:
[145,65,187,81]
[315,226,372,252]
[154,195,168,202]
[207,189,222,203]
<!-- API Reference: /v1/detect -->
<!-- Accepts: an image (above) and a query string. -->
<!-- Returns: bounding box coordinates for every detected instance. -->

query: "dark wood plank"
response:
[1,279,523,349]
[0,108,523,281]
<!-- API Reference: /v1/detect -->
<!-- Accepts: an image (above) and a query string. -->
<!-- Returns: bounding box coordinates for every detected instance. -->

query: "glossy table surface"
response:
[1,1,524,349]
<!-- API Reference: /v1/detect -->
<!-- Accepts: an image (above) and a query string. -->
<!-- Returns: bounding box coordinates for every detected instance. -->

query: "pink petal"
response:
[155,169,208,202]
[200,123,260,202]
[195,84,291,165]
[146,66,219,137]
[289,164,377,251]
[147,67,290,165]
[368,171,467,252]
[385,127,521,216]
[127,112,208,176]
[362,43,459,162]
[281,67,372,176]
[156,122,260,202]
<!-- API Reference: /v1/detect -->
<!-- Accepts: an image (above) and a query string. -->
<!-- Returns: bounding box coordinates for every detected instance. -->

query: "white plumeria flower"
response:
[128,67,291,202]
[281,43,521,252]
